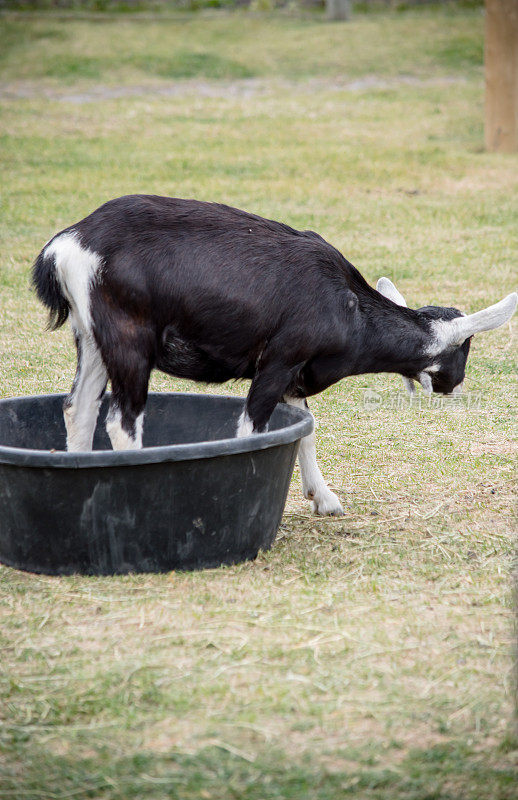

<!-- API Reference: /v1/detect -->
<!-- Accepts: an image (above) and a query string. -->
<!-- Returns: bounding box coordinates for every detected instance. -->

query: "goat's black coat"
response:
[33,195,469,435]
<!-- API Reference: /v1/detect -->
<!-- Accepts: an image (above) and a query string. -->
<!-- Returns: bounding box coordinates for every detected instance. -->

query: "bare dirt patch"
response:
[0,75,466,104]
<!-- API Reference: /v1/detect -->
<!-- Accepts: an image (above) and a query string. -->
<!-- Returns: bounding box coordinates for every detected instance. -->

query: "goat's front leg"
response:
[284,397,344,517]
[236,406,254,438]
[236,360,297,438]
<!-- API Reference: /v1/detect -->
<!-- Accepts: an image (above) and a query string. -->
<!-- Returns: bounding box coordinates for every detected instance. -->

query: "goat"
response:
[33,195,517,516]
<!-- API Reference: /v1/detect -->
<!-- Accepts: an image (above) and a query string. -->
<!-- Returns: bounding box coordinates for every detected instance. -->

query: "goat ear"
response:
[440,292,518,347]
[376,277,408,307]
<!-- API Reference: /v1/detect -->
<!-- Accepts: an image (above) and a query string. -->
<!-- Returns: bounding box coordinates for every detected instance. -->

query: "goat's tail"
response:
[32,245,70,330]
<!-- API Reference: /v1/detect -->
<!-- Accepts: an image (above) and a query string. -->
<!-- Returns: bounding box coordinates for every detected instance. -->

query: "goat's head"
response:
[376,277,517,396]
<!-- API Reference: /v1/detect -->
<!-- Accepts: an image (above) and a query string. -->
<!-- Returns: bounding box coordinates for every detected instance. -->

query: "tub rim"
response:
[0,392,313,468]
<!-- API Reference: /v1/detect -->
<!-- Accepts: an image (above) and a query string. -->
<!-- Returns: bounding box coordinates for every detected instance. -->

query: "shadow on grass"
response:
[1,738,516,799]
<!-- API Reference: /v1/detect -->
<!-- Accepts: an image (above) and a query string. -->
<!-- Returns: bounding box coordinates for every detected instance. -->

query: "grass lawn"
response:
[0,6,517,798]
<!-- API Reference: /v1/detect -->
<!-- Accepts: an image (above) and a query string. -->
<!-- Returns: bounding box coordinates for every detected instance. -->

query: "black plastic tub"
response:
[0,393,312,576]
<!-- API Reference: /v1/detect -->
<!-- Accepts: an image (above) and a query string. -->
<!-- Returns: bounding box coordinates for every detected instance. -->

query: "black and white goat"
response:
[33,195,517,516]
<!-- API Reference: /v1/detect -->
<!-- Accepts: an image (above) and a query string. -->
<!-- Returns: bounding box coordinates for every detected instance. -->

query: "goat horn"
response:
[440,292,518,347]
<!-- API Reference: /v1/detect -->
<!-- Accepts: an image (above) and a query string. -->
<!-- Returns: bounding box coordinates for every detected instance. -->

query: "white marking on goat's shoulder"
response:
[427,363,440,373]
[236,409,254,438]
[44,231,102,331]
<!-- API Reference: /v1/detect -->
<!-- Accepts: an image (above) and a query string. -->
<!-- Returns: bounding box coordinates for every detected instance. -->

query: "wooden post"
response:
[485,0,518,152]
[326,0,351,22]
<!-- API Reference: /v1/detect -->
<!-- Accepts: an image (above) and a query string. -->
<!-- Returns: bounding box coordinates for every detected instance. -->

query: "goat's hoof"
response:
[311,491,344,517]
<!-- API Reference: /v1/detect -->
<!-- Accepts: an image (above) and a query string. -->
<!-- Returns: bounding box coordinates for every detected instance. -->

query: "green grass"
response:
[0,7,517,799]
[0,9,485,83]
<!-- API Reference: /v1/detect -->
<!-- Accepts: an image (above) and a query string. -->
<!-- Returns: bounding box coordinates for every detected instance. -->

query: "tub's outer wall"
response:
[0,443,299,575]
[0,393,313,468]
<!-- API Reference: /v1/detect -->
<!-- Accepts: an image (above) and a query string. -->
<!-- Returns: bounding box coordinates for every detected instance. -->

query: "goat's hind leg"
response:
[63,325,107,452]
[104,347,152,452]
[105,395,146,451]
